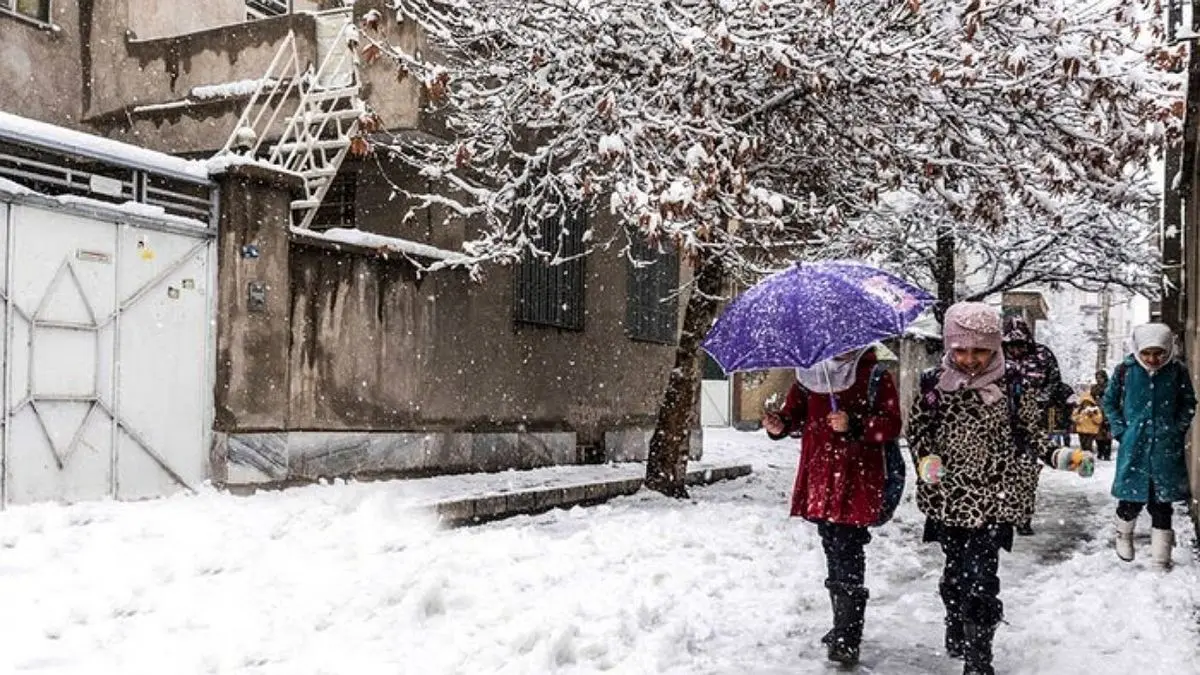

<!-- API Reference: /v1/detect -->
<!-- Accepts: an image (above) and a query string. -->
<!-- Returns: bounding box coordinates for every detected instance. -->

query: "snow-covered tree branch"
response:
[355,0,1181,495]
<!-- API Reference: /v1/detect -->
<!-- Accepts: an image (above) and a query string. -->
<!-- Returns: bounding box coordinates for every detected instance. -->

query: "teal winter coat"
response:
[1101,356,1196,503]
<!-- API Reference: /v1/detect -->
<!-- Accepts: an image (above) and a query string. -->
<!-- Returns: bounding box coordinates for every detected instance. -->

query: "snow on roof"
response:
[292,227,469,266]
[53,195,208,229]
[1,177,208,229]
[0,177,35,197]
[903,312,942,340]
[0,111,210,183]
[191,78,278,100]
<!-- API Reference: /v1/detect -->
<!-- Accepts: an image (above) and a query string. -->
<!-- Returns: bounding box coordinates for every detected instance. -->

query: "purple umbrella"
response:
[702,261,935,374]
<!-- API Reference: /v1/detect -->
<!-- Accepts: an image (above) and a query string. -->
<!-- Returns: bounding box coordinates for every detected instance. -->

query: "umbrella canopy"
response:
[702,261,935,373]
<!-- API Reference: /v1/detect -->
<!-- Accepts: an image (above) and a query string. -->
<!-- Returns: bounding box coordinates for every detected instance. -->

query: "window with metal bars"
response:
[246,0,290,20]
[626,236,680,344]
[1,0,50,23]
[513,202,587,331]
[308,172,356,231]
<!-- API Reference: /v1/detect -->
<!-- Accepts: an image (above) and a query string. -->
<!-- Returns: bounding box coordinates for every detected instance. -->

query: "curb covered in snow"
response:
[434,464,753,527]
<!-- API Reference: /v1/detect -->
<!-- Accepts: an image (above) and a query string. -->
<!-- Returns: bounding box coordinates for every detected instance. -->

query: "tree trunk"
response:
[644,254,728,498]
[933,225,957,321]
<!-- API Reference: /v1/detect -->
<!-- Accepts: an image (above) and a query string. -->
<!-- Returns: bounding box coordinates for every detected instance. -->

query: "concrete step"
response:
[435,463,753,527]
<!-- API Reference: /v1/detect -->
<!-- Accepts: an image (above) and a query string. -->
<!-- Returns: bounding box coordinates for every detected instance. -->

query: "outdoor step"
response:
[301,167,340,178]
[291,199,322,209]
[302,88,360,104]
[434,463,753,527]
[270,138,351,155]
[296,108,361,122]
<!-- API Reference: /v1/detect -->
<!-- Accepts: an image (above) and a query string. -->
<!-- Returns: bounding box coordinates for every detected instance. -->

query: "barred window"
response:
[514,203,586,330]
[1,0,50,23]
[309,172,356,231]
[246,0,290,19]
[626,236,679,344]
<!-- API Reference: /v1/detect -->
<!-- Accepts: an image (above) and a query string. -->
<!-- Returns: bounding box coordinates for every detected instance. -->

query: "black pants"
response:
[818,522,871,587]
[1095,436,1112,460]
[934,522,1006,627]
[1078,434,1094,453]
[1117,485,1174,530]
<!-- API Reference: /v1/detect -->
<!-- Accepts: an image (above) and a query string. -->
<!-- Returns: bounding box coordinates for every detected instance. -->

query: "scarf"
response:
[937,350,1006,405]
[936,302,1006,405]
[1131,323,1174,374]
[795,348,870,394]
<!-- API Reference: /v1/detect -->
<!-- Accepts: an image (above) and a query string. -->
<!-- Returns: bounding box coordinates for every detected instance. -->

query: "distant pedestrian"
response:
[1101,323,1196,568]
[1090,370,1115,460]
[1001,315,1067,536]
[1071,393,1104,454]
[763,346,902,666]
[909,302,1094,675]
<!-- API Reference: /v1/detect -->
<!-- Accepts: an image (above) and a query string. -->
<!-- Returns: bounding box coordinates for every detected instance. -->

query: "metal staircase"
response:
[219,13,363,230]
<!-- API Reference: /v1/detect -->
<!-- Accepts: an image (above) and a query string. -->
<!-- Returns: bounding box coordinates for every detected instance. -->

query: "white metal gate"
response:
[700,380,731,427]
[0,202,214,504]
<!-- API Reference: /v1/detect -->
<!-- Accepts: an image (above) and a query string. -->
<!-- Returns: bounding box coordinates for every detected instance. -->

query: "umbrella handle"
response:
[822,362,839,412]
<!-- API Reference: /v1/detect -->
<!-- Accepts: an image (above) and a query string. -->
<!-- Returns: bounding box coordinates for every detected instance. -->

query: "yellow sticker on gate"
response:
[136,237,155,261]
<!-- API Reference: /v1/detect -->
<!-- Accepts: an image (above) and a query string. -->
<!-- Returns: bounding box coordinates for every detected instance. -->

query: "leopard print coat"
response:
[907,373,1054,528]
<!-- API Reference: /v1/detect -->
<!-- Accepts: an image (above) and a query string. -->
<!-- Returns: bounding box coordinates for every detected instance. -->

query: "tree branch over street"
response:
[357,0,1181,496]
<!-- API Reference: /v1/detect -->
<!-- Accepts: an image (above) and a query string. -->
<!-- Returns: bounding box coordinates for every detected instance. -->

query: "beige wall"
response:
[0,2,87,126]
[127,0,245,40]
[351,0,424,131]
[285,240,676,445]
[213,165,299,431]
[214,164,681,448]
[3,1,426,155]
[735,370,794,428]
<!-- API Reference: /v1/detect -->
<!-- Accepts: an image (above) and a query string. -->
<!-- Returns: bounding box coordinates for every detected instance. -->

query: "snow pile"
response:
[294,226,468,264]
[0,429,1193,674]
[0,177,35,196]
[52,195,208,229]
[191,79,279,100]
[204,153,301,177]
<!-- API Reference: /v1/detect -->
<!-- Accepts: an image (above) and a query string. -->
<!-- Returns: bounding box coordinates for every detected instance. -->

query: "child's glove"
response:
[918,455,944,485]
[1052,448,1095,478]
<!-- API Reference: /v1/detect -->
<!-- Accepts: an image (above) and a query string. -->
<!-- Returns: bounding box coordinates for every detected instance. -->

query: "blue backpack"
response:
[867,364,906,527]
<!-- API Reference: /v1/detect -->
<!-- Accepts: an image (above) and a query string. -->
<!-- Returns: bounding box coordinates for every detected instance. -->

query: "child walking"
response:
[1101,323,1196,568]
[763,346,902,666]
[1071,393,1104,454]
[907,303,1094,675]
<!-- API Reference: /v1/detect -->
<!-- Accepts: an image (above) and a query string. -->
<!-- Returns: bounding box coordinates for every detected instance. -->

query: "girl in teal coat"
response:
[1101,323,1196,568]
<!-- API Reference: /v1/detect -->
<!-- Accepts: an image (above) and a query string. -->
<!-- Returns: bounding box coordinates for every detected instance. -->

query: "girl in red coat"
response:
[762,347,903,666]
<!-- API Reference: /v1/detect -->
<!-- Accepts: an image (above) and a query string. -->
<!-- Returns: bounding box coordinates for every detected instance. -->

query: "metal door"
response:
[1,203,214,504]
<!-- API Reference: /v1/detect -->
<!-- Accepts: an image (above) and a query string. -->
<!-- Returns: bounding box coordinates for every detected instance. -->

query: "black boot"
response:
[961,622,997,675]
[825,583,868,665]
[820,588,837,647]
[939,581,964,659]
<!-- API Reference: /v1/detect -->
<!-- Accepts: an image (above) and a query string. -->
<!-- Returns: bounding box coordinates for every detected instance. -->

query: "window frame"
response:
[307,171,357,232]
[245,0,291,20]
[0,0,52,26]
[625,236,680,345]
[513,201,587,332]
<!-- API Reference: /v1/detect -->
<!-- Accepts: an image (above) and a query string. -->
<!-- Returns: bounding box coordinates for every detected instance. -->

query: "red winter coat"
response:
[770,352,903,526]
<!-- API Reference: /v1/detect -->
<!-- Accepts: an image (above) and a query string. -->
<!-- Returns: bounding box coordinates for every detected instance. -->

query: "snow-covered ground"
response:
[0,429,1195,674]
